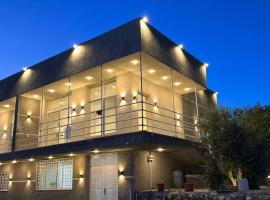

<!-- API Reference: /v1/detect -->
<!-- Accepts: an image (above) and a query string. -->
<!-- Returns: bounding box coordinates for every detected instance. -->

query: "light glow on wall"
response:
[142,16,148,23]
[148,69,156,74]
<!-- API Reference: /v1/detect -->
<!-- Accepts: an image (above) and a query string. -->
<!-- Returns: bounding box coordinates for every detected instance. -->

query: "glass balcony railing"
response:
[13,101,200,151]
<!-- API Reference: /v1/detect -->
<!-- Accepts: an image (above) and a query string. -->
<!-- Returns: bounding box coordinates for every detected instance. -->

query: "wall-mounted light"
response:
[27,176,31,181]
[121,96,125,101]
[9,177,13,181]
[154,102,158,107]
[133,96,137,101]
[27,114,31,119]
[118,170,125,178]
[3,129,7,134]
[178,44,184,49]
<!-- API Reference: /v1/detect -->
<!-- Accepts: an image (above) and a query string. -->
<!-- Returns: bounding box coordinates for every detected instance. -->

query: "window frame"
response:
[36,157,73,191]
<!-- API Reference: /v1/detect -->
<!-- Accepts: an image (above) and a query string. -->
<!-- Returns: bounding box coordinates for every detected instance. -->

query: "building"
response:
[0,17,217,200]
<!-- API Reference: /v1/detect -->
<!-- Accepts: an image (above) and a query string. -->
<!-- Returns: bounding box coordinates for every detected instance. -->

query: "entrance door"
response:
[90,153,118,200]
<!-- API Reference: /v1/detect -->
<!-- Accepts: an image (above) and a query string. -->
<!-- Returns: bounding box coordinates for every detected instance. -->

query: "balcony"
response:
[0,52,216,153]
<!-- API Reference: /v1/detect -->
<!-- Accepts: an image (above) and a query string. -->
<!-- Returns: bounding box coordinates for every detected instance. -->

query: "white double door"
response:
[90,153,118,200]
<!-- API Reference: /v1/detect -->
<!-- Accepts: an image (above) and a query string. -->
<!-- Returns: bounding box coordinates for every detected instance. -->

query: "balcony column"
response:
[11,96,20,151]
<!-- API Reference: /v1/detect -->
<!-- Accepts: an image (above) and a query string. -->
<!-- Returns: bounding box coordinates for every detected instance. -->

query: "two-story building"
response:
[0,17,217,200]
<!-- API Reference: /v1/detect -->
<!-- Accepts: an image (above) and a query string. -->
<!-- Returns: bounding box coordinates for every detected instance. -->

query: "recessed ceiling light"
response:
[93,149,100,154]
[174,82,182,86]
[65,83,72,86]
[148,69,156,74]
[33,95,39,98]
[85,76,93,80]
[157,147,165,152]
[3,104,11,108]
[69,153,74,157]
[12,160,17,164]
[48,89,55,93]
[161,76,169,80]
[48,156,53,159]
[29,158,34,162]
[106,69,113,73]
[131,59,139,65]
[184,88,191,92]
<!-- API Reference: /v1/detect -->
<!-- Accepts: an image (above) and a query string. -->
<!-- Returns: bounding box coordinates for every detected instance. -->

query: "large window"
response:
[0,98,16,153]
[0,172,9,191]
[36,158,73,190]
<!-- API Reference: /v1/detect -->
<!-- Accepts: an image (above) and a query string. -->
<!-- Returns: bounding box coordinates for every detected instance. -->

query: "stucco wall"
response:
[0,155,89,200]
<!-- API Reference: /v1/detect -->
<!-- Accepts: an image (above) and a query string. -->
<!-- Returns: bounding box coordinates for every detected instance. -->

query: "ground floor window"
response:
[0,172,9,191]
[36,158,73,190]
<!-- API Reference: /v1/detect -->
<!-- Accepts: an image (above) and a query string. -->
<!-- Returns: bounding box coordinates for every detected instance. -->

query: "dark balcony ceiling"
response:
[0,17,210,102]
[0,131,202,162]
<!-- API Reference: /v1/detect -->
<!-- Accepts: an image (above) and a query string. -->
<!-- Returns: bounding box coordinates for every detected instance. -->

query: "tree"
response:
[199,104,270,189]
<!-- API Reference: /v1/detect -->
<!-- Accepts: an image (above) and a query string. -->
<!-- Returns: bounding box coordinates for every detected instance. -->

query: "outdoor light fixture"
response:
[81,105,84,110]
[118,170,125,177]
[121,96,125,101]
[93,149,100,154]
[202,63,209,68]
[27,176,31,181]
[0,163,2,166]
[28,158,34,162]
[27,114,31,119]
[157,147,165,152]
[69,153,74,157]
[48,156,53,159]
[12,160,17,164]
[73,44,78,49]
[72,108,76,112]
[9,177,12,181]
[178,44,184,49]
[154,102,158,107]
[142,16,148,23]
[3,129,7,134]
[133,96,137,100]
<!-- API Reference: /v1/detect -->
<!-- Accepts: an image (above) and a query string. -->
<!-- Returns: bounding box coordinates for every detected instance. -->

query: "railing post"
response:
[11,96,19,152]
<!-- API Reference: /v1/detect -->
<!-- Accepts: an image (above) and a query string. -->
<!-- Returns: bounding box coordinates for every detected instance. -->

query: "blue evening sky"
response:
[0,0,269,107]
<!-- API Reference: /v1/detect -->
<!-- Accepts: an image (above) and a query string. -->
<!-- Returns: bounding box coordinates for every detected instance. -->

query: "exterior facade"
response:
[0,18,217,200]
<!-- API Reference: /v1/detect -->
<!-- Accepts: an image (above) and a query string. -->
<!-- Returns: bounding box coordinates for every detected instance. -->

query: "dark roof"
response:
[0,17,209,101]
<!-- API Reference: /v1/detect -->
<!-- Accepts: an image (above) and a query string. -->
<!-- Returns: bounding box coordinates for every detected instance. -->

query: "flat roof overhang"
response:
[0,131,202,161]
[0,18,211,102]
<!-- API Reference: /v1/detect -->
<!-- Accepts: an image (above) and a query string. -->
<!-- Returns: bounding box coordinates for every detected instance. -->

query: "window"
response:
[36,158,73,190]
[0,172,9,191]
